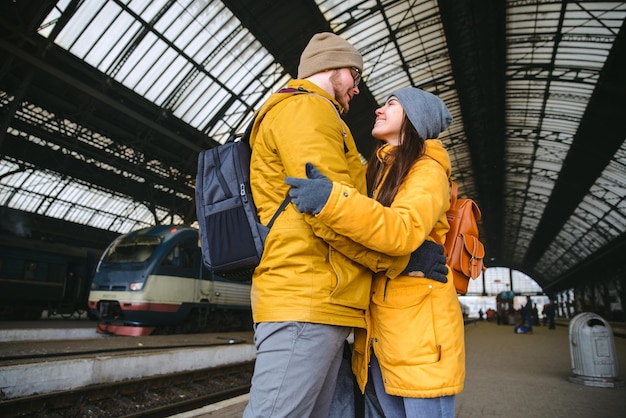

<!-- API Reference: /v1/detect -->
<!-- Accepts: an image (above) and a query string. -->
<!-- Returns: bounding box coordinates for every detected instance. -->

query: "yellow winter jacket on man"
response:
[248,79,406,328]
[315,141,466,398]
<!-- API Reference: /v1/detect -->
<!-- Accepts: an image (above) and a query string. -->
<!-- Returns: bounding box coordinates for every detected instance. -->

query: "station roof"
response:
[1,0,625,293]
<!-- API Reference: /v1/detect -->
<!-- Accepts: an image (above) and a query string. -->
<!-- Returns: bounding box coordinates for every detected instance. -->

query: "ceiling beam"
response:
[5,131,194,217]
[0,206,119,251]
[438,0,507,264]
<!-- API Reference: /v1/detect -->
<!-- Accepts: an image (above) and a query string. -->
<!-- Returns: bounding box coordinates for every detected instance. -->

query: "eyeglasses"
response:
[350,67,362,88]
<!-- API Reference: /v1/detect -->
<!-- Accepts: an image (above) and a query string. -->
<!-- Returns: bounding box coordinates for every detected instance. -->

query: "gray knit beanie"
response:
[297,32,364,79]
[392,87,453,139]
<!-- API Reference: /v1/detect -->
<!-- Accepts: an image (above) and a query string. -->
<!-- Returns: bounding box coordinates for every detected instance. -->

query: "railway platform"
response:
[2,319,626,417]
[0,321,255,400]
[0,317,101,342]
[173,320,626,418]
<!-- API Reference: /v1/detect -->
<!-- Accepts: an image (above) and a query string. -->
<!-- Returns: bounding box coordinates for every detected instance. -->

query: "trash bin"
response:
[568,312,623,388]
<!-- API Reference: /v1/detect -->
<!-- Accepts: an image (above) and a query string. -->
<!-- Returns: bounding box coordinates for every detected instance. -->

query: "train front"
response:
[88,226,197,336]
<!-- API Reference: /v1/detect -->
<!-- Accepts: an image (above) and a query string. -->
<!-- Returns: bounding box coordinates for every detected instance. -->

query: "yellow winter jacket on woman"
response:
[248,80,407,328]
[315,141,466,398]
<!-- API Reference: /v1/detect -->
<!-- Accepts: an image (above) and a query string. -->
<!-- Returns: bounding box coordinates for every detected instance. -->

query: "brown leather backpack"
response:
[431,181,486,294]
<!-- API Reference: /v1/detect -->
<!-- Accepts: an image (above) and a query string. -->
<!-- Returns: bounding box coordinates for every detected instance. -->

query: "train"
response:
[0,233,99,320]
[87,225,252,336]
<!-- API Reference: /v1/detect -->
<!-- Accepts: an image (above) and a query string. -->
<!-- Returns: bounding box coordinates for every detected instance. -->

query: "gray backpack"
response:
[195,118,290,281]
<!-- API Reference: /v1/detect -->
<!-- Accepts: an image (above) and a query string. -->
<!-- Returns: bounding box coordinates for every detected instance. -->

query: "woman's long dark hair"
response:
[366,115,426,207]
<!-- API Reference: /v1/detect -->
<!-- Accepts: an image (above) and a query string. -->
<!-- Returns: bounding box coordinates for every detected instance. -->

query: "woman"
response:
[285,86,465,418]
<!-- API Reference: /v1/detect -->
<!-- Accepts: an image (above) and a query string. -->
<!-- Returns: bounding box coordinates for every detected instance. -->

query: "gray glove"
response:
[284,162,332,214]
[402,240,448,283]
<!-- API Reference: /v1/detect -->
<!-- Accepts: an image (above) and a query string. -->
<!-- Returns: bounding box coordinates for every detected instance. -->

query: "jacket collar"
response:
[374,141,450,177]
[289,79,344,114]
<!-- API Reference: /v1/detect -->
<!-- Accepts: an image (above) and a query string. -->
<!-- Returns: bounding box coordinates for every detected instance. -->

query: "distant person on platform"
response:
[544,301,556,330]
[533,304,540,327]
[522,296,534,333]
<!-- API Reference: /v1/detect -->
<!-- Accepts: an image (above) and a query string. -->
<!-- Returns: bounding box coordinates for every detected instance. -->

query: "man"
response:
[522,296,534,333]
[544,300,556,329]
[244,32,445,418]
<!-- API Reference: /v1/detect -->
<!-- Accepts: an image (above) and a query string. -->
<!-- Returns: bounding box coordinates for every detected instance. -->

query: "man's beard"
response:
[330,70,350,115]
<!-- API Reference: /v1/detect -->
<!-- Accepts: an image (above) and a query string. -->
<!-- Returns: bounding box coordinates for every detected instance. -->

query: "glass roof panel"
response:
[90,16,138,68]
[40,0,289,144]
[0,158,171,235]
[134,42,176,95]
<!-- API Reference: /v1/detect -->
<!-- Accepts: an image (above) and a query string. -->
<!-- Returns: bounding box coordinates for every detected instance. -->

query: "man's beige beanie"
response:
[297,32,364,79]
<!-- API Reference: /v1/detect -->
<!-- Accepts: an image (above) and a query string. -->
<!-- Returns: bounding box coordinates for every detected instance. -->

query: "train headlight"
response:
[129,282,144,291]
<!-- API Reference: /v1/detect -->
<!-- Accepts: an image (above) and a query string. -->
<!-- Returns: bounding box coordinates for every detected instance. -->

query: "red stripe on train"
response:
[88,300,180,312]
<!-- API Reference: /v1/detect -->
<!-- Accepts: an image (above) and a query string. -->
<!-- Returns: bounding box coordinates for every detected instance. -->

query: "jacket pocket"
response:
[327,247,371,310]
[371,278,439,366]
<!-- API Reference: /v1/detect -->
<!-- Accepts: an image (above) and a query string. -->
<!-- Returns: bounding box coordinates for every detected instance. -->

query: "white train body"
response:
[88,225,251,336]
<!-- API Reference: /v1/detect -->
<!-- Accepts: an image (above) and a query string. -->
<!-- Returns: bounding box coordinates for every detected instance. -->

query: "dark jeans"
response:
[329,342,385,418]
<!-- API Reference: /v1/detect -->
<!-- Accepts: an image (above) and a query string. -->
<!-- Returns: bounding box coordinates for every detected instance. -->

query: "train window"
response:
[104,236,161,264]
[161,244,194,268]
[48,263,62,282]
[24,261,37,280]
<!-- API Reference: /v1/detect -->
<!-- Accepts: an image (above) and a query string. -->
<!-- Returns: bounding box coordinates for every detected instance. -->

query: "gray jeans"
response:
[243,321,350,418]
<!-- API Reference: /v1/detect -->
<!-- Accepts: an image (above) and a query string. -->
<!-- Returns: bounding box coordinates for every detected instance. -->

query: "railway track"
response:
[0,361,253,417]
[0,335,248,363]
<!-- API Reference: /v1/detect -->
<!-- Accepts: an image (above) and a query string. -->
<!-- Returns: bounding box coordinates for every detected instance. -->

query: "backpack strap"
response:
[267,197,292,229]
[449,180,458,209]
[241,116,256,145]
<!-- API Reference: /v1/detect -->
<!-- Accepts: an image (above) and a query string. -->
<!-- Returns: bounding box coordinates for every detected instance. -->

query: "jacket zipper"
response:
[383,277,390,301]
[369,164,384,198]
